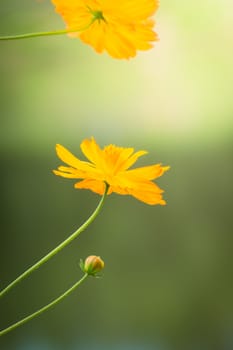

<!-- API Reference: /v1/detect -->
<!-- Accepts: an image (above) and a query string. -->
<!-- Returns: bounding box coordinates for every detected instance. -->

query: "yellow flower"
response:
[51,0,159,59]
[53,137,169,205]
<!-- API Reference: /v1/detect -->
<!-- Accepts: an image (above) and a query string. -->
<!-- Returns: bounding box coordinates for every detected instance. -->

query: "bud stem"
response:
[0,183,109,298]
[0,273,88,337]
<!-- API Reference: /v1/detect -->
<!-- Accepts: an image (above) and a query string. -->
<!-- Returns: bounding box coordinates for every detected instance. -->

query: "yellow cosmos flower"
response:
[51,0,159,59]
[53,137,169,205]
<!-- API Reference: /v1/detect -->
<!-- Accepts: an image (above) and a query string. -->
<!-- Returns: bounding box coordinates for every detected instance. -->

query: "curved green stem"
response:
[0,21,94,41]
[0,183,109,298]
[0,273,88,337]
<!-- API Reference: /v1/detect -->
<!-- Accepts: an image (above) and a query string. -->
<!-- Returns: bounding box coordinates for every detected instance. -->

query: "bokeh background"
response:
[1,1,233,349]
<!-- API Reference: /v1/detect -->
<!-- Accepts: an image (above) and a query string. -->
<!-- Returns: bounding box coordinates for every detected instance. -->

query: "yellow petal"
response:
[53,166,85,178]
[80,137,103,166]
[101,23,137,59]
[127,183,167,205]
[53,170,79,179]
[110,180,166,205]
[55,144,92,170]
[105,0,159,20]
[121,150,148,170]
[74,179,112,195]
[127,164,170,180]
[129,189,167,205]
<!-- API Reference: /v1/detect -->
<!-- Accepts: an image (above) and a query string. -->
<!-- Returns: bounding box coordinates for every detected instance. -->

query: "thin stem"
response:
[0,22,94,41]
[0,183,109,298]
[0,273,88,337]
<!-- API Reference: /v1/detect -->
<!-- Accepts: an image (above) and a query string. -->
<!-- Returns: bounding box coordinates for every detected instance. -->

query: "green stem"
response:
[0,183,109,298]
[0,273,88,337]
[0,22,94,41]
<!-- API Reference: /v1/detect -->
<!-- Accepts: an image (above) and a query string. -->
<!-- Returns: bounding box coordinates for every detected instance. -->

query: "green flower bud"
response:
[80,255,104,276]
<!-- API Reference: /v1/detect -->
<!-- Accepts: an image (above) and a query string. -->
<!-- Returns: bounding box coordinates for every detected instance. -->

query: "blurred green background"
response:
[1,1,233,349]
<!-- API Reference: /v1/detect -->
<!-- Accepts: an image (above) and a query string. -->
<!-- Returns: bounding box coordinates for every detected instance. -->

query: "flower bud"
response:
[80,255,104,276]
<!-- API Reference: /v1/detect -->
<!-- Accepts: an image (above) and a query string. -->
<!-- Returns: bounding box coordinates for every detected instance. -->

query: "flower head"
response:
[51,0,159,59]
[53,137,169,205]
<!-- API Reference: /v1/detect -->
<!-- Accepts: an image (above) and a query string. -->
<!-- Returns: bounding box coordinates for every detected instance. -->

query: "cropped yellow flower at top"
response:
[53,137,169,205]
[51,0,159,59]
